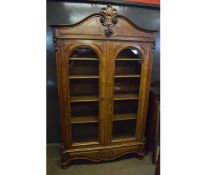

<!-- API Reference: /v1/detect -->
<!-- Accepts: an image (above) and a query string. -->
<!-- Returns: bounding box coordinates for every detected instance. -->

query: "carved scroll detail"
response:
[53,38,58,51]
[100,150,114,159]
[100,4,118,38]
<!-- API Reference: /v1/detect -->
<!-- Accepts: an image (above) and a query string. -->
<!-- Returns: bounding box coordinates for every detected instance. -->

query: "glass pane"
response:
[69,46,99,144]
[112,120,136,140]
[114,100,138,115]
[72,123,98,143]
[116,47,142,59]
[70,46,98,58]
[112,47,142,141]
[115,60,141,75]
[114,78,140,95]
[69,60,99,75]
[70,79,98,97]
[71,102,98,117]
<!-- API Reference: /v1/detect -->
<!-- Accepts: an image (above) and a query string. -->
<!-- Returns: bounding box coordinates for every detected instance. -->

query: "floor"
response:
[47,144,156,175]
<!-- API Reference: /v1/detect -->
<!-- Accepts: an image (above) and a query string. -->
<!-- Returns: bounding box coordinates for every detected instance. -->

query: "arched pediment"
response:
[52,4,156,42]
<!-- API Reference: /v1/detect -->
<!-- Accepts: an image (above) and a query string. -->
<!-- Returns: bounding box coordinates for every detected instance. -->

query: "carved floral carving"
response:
[100,4,118,38]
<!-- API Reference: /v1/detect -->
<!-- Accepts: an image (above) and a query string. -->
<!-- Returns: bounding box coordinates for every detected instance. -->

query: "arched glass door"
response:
[112,47,142,141]
[68,46,100,144]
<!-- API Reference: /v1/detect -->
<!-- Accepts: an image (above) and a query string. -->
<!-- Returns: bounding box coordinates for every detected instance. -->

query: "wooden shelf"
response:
[114,94,139,100]
[116,58,141,61]
[115,74,140,78]
[113,113,136,121]
[72,141,99,146]
[71,116,98,124]
[112,137,136,143]
[70,95,99,102]
[70,94,138,102]
[70,58,98,61]
[69,75,99,79]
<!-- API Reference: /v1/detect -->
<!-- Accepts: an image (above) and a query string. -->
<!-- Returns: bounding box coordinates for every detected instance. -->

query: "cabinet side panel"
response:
[136,43,153,141]
[55,29,69,148]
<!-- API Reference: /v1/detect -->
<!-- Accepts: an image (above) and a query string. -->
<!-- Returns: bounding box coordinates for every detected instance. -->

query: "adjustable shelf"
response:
[71,116,98,124]
[70,95,99,102]
[114,94,139,100]
[112,137,136,142]
[113,113,136,121]
[69,75,99,79]
[114,74,140,78]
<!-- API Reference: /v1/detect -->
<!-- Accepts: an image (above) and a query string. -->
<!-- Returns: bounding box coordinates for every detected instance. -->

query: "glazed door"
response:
[59,40,107,148]
[106,41,150,144]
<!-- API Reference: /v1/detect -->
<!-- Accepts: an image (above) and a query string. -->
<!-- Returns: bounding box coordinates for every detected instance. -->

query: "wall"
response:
[47,1,160,143]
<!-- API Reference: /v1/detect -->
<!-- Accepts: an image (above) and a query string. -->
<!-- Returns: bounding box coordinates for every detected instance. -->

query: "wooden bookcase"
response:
[52,5,156,168]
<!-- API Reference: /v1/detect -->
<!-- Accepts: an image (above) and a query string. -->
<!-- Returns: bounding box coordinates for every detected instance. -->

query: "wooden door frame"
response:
[105,40,153,144]
[57,39,108,148]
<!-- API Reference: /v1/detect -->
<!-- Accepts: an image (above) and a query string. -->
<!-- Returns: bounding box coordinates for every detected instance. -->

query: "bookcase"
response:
[52,5,156,168]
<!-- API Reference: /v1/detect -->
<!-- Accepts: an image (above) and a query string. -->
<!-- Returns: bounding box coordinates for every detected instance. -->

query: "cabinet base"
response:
[61,143,145,167]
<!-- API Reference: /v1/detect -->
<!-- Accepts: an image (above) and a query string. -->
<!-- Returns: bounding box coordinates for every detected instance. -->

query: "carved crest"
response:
[100,4,118,38]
